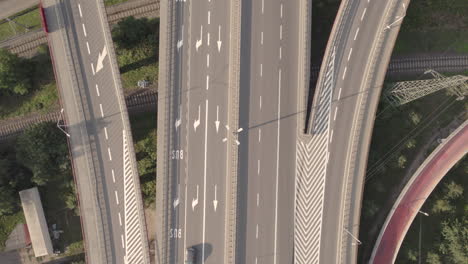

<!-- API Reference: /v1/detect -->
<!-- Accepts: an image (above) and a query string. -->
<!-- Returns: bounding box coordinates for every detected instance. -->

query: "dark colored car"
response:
[185,247,196,264]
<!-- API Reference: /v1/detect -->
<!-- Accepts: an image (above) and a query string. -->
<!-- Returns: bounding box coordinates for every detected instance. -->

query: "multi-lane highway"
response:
[42,0,149,263]
[156,0,236,263]
[236,0,303,263]
[304,0,411,263]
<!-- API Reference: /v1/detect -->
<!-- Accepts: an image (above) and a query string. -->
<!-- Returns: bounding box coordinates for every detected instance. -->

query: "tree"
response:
[136,133,156,177]
[0,49,33,95]
[15,123,69,186]
[431,199,454,214]
[426,252,442,264]
[0,186,17,216]
[444,181,463,200]
[409,111,421,126]
[112,17,152,49]
[439,218,468,263]
[397,155,407,169]
[406,138,417,149]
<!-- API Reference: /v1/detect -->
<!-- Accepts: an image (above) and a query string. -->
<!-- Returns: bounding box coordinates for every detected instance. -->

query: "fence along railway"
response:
[0,0,160,57]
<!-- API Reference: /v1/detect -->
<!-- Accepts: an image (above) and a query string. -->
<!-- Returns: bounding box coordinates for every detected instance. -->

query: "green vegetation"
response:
[358,85,467,262]
[394,0,468,54]
[0,211,24,250]
[0,8,41,42]
[397,158,467,263]
[0,46,58,119]
[0,122,82,252]
[104,0,129,6]
[112,17,159,91]
[130,111,157,207]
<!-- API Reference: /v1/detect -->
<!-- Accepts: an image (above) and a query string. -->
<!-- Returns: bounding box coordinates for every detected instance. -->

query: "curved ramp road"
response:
[42,0,149,263]
[303,0,411,263]
[370,120,468,264]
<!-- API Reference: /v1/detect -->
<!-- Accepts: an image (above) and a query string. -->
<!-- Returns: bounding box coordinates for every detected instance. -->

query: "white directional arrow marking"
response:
[192,185,199,211]
[213,184,218,211]
[215,105,220,133]
[173,184,180,209]
[193,105,201,132]
[175,118,181,130]
[196,25,203,51]
[95,46,108,73]
[217,25,222,52]
[177,25,184,51]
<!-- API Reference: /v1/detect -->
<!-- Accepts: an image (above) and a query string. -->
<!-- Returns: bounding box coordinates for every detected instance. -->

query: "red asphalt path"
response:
[370,123,468,264]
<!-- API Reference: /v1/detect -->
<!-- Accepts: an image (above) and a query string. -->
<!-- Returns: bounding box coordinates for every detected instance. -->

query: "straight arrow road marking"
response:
[217,25,222,52]
[215,105,220,133]
[95,46,108,73]
[213,185,218,211]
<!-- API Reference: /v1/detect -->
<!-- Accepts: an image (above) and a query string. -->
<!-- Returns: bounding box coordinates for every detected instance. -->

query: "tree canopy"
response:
[0,49,33,95]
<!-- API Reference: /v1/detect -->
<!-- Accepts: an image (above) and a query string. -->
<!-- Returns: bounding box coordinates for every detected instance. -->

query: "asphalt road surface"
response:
[164,0,232,263]
[236,1,300,263]
[42,0,149,263]
[311,0,410,263]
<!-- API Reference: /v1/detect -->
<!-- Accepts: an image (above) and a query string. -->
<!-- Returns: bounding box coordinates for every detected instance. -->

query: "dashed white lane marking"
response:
[258,129,262,142]
[115,190,119,205]
[121,234,125,248]
[280,24,283,40]
[280,4,283,18]
[86,41,90,54]
[118,212,122,226]
[260,63,263,76]
[256,257,258,264]
[95,84,100,96]
[111,169,116,183]
[208,11,211,25]
[257,160,260,175]
[279,46,282,60]
[207,54,210,68]
[337,87,343,100]
[347,48,353,61]
[354,27,360,40]
[342,67,347,80]
[206,75,209,90]
[78,4,83,18]
[257,193,260,206]
[259,95,262,109]
[261,31,264,45]
[91,63,95,75]
[333,107,338,121]
[207,32,210,46]
[262,0,264,14]
[99,104,104,117]
[104,127,109,140]
[108,147,113,161]
[361,8,367,21]
[256,224,259,239]
[330,129,334,143]
[82,23,87,37]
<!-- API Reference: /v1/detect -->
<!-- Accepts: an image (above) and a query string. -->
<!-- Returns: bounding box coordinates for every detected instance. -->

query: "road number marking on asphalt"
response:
[169,228,182,239]
[171,150,184,160]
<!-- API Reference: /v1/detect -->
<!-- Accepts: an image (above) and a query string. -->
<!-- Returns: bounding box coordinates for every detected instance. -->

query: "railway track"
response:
[311,55,468,82]
[0,0,160,57]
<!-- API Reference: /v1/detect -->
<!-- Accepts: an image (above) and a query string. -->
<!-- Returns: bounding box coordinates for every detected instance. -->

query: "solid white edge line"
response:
[202,100,208,262]
[274,69,281,264]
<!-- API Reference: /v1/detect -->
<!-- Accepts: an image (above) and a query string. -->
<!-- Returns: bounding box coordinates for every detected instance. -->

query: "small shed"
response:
[19,187,53,257]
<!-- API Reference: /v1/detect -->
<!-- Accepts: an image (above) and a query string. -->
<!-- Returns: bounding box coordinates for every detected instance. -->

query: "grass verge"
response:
[0,211,25,251]
[0,8,41,42]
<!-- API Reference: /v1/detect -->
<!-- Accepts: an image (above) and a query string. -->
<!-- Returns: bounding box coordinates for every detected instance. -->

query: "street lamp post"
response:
[418,210,429,264]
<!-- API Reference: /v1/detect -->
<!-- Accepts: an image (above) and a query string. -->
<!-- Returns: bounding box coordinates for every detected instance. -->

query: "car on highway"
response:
[185,247,196,264]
